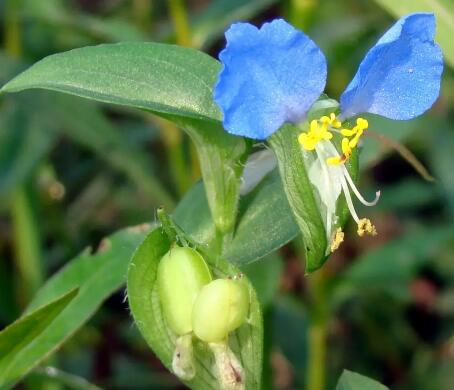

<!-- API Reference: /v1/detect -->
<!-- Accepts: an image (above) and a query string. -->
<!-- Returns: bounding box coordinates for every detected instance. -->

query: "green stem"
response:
[293,237,328,390]
[167,0,192,47]
[306,268,328,390]
[306,321,327,390]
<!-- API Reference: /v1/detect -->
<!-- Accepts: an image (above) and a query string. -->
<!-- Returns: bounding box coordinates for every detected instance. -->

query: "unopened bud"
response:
[192,278,249,343]
[157,246,212,336]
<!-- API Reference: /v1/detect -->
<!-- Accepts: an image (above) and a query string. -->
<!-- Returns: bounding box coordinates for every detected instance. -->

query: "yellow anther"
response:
[310,119,319,133]
[357,218,377,237]
[341,138,352,157]
[327,138,351,165]
[332,119,342,128]
[349,129,363,148]
[323,131,333,141]
[298,132,317,150]
[341,128,356,137]
[356,118,368,130]
[326,156,341,165]
[330,113,342,128]
[320,115,330,124]
[330,228,344,252]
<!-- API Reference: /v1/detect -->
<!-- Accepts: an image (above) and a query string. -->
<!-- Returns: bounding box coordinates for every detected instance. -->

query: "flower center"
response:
[298,113,368,165]
[297,113,379,252]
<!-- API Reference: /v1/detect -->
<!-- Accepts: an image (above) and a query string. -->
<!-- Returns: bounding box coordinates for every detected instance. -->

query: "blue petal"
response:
[340,13,443,121]
[214,19,327,139]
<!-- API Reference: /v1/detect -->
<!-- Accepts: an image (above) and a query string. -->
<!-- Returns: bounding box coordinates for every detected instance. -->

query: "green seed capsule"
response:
[157,246,212,336]
[192,278,249,343]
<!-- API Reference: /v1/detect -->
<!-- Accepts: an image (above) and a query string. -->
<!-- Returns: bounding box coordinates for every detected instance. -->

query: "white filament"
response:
[341,164,380,207]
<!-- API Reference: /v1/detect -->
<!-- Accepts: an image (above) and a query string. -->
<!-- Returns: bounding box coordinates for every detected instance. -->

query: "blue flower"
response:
[214,19,327,139]
[215,14,443,251]
[339,13,443,121]
[214,13,443,139]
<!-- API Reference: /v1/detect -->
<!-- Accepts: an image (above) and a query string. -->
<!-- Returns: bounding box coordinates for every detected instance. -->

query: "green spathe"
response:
[157,246,212,335]
[192,278,249,343]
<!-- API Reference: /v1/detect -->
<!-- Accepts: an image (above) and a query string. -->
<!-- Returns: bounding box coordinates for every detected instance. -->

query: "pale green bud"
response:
[192,278,249,343]
[157,246,212,336]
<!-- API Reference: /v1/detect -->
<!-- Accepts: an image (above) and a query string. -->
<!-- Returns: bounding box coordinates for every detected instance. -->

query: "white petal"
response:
[308,142,343,223]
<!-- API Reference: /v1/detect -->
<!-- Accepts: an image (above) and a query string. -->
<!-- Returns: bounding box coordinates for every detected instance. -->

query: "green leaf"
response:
[127,227,263,389]
[173,181,216,247]
[373,0,454,68]
[241,252,284,308]
[0,224,150,387]
[1,43,221,121]
[269,124,328,273]
[174,170,299,265]
[336,370,389,390]
[225,170,299,265]
[0,289,78,387]
[1,42,248,233]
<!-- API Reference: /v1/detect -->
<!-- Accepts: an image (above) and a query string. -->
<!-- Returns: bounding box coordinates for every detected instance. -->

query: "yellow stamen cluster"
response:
[357,218,377,237]
[298,113,368,166]
[327,117,369,165]
[298,113,339,150]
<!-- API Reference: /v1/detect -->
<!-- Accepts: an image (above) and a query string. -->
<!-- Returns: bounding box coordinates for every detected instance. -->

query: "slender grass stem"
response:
[155,117,191,196]
[167,0,192,47]
[164,0,201,194]
[4,0,21,57]
[5,0,43,305]
[132,0,152,32]
[10,187,43,305]
[286,0,317,30]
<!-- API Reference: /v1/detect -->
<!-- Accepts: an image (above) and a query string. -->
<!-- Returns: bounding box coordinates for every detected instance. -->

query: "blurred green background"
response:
[0,0,453,389]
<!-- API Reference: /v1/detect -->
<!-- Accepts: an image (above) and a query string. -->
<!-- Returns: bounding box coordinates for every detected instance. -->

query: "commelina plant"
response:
[0,10,445,390]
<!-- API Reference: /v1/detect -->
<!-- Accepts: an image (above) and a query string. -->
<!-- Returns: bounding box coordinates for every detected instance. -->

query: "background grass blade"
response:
[0,288,78,387]
[0,224,150,387]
